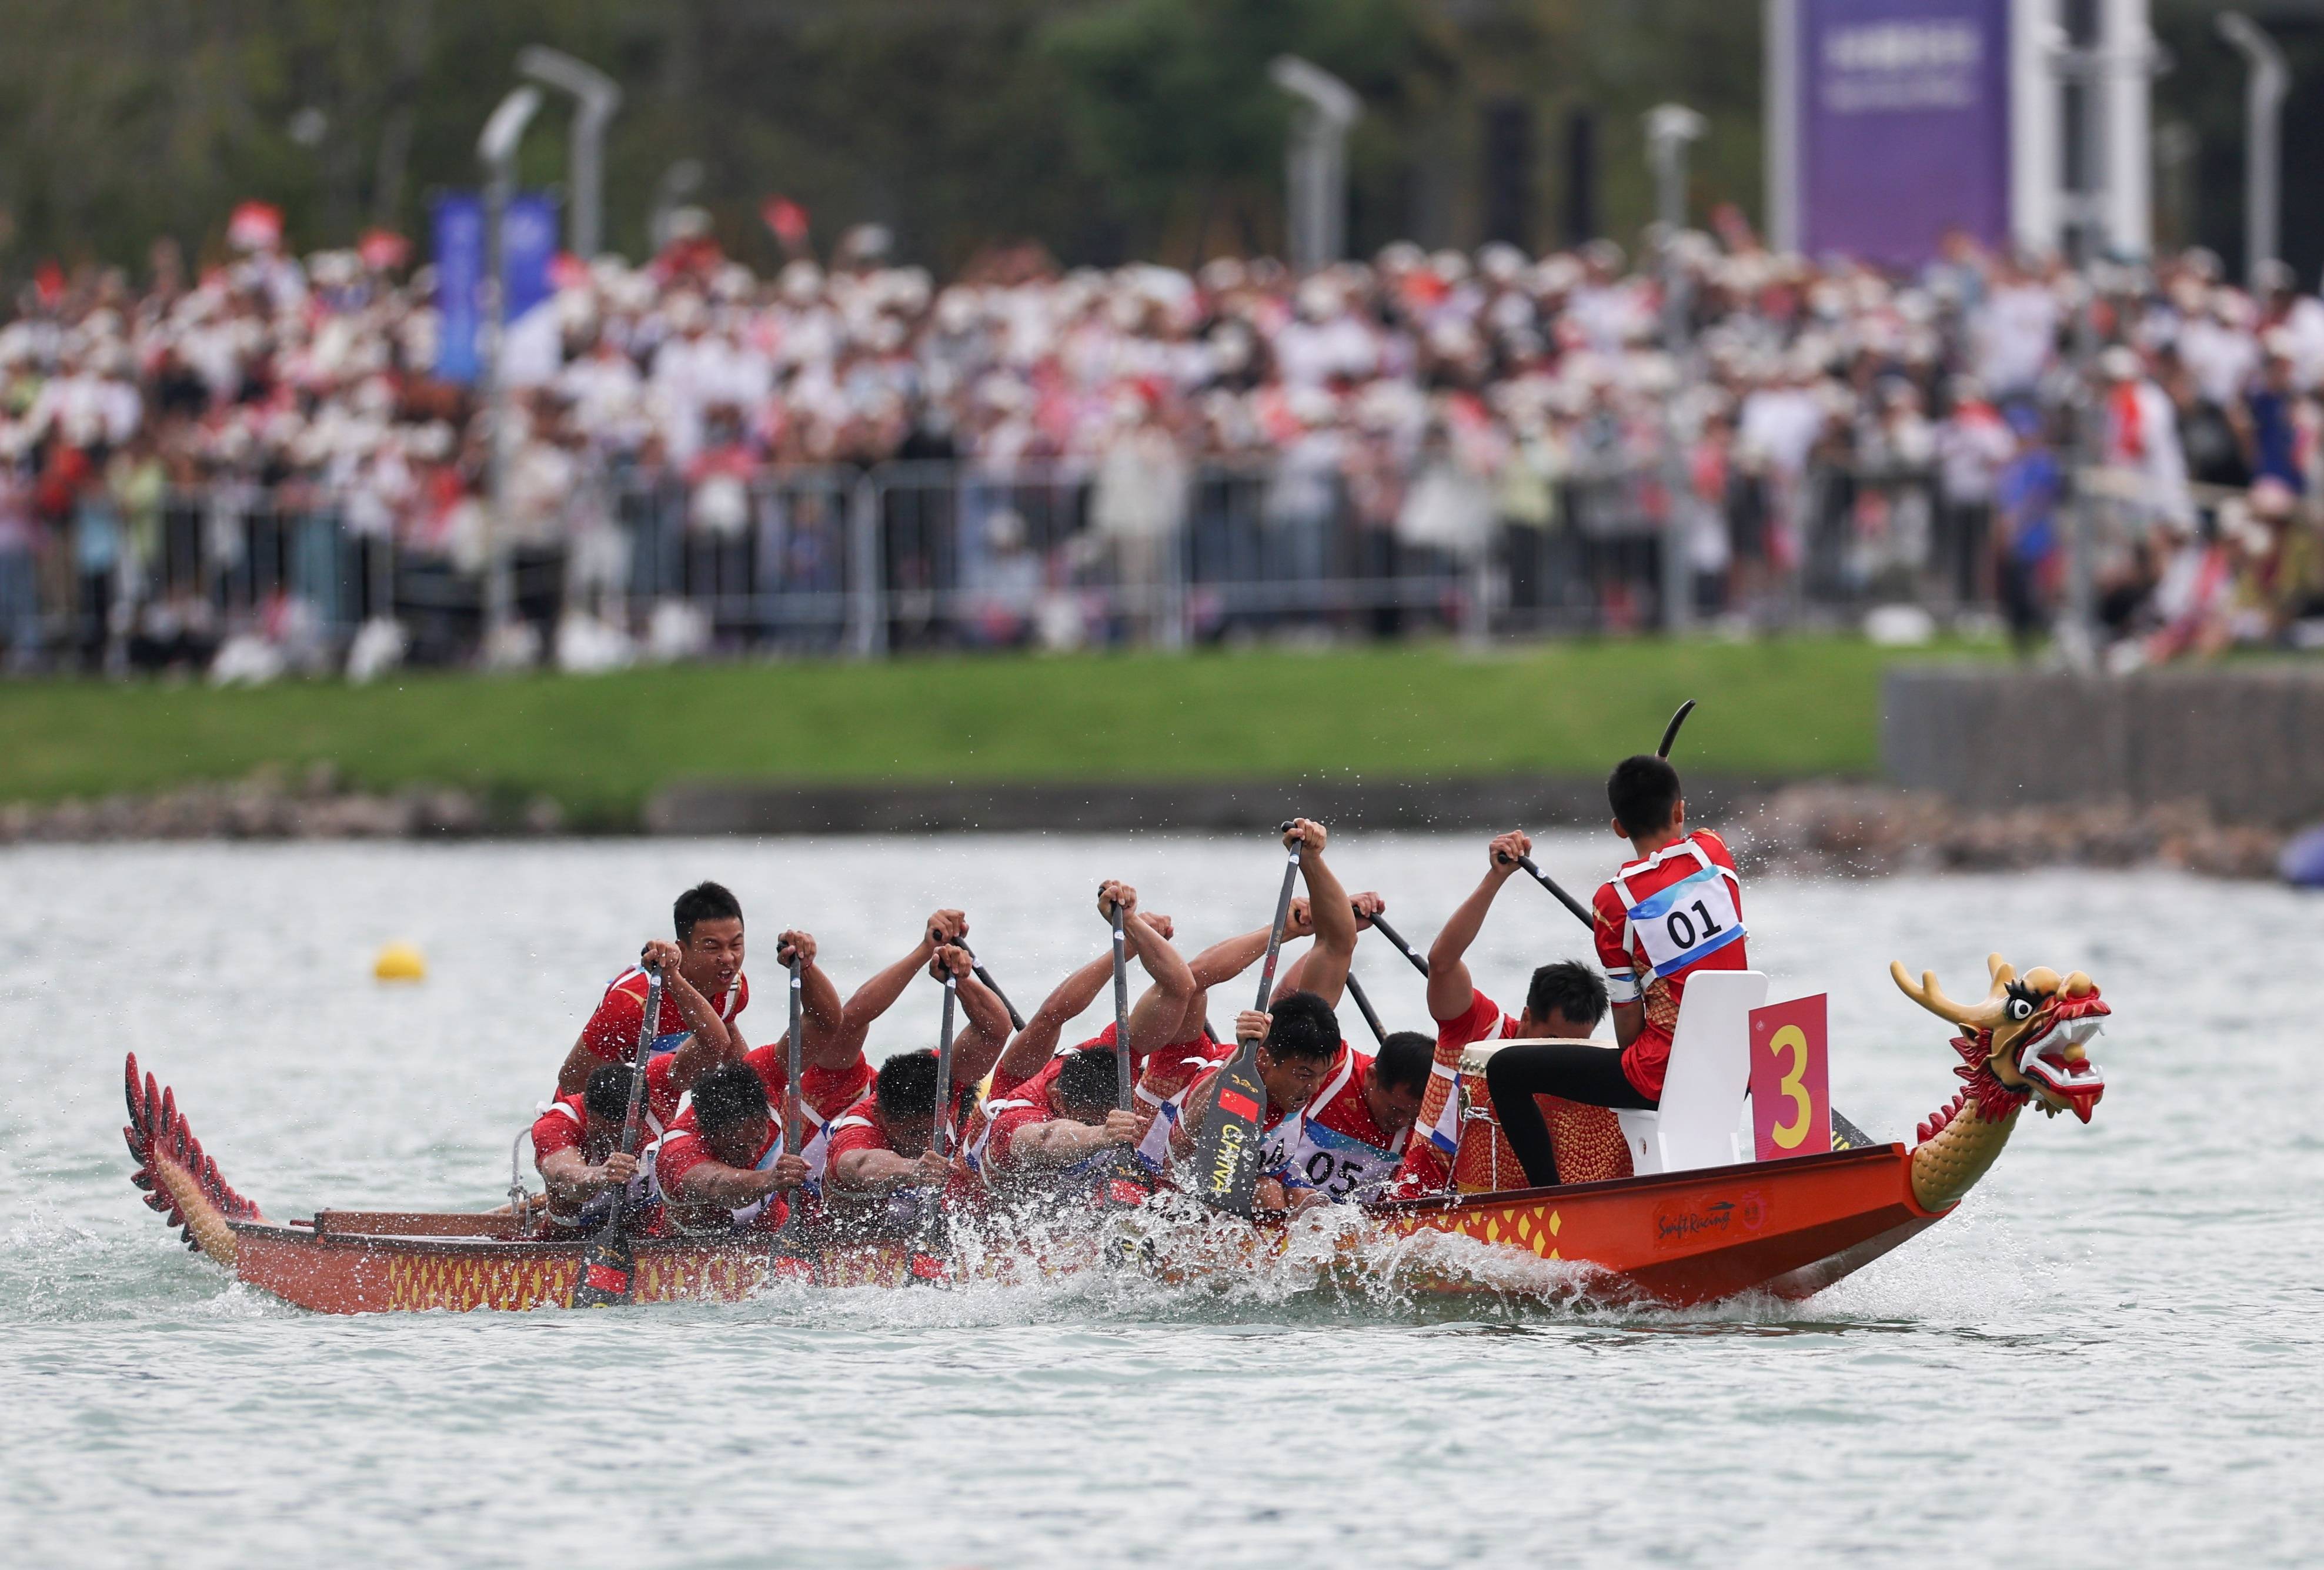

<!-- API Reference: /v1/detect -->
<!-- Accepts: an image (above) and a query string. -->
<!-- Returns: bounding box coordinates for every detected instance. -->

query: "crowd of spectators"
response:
[2,203,2321,673]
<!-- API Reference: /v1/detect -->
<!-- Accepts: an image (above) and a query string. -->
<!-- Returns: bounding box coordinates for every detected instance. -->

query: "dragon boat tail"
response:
[121,954,2107,1314]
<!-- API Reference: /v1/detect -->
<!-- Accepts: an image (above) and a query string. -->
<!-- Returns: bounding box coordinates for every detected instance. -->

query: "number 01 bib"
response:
[1614,846,1745,978]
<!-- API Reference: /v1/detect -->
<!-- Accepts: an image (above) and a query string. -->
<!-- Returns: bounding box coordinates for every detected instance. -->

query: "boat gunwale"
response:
[1359,1140,1928,1218]
[223,1140,1930,1262]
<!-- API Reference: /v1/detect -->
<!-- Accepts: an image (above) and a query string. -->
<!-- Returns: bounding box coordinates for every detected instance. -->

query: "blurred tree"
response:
[0,0,1778,283]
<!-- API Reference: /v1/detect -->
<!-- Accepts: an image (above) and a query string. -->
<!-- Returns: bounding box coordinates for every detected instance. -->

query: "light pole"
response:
[2216,12,2289,287]
[517,46,622,260]
[1268,56,1361,273]
[478,85,543,665]
[1647,103,1705,635]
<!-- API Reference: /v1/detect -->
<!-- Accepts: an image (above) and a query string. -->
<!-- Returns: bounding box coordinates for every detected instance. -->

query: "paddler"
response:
[1124,879,1383,1125]
[1256,1024,1432,1207]
[649,1061,810,1236]
[960,1049,1146,1205]
[1387,829,1617,1192]
[1482,757,1749,1186]
[985,880,1197,1101]
[554,882,830,1103]
[529,1063,662,1236]
[694,917,977,1192]
[820,944,1012,1233]
[1154,820,1368,1191]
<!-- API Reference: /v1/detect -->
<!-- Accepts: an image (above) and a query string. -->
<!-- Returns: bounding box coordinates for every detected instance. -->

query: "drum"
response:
[1454,1040,1635,1191]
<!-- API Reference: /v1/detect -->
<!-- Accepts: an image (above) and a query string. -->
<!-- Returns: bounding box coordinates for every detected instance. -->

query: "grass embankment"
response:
[0,639,1969,826]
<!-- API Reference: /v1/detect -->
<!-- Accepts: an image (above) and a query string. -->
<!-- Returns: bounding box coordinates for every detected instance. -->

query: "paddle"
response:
[909,953,963,1284]
[1365,911,1430,977]
[1109,900,1134,1110]
[955,938,1026,1033]
[1343,971,1387,1046]
[768,953,813,1267]
[1499,849,1597,926]
[1187,824,1302,1218]
[931,957,959,1161]
[782,954,805,1161]
[1346,899,1419,1043]
[573,961,664,1308]
[1658,698,1697,759]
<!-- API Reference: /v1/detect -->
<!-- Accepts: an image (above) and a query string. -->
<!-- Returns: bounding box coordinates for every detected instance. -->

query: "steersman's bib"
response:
[1613,843,1745,978]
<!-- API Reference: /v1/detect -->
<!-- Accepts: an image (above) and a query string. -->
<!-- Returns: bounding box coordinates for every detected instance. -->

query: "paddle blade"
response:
[1658,698,1697,759]
[572,1230,637,1308]
[1187,1044,1269,1218]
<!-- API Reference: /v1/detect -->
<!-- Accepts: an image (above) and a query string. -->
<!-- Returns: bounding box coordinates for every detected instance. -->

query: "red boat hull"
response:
[215,1143,1944,1314]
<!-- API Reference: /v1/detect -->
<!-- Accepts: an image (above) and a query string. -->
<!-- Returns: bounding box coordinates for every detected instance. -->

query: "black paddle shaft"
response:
[1506,853,1597,928]
[1187,826,1305,1218]
[782,955,805,1158]
[954,938,1026,1033]
[573,963,663,1308]
[1344,971,1387,1045]
[931,966,959,1161]
[1253,827,1304,1012]
[1110,901,1134,1111]
[615,967,664,1160]
[1364,911,1430,977]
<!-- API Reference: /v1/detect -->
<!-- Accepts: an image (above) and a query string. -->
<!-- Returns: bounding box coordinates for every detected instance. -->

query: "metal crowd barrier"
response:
[2,457,2021,672]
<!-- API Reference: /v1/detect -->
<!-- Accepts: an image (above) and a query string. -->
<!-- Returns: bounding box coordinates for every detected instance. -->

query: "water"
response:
[3,835,2319,1568]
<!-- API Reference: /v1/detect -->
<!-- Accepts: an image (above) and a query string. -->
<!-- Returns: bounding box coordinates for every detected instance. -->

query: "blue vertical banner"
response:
[431,193,484,385]
[1795,0,2011,265]
[430,192,561,385]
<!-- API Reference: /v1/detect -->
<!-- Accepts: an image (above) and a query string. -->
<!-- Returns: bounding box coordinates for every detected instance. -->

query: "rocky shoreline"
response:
[0,768,2295,879]
[1728,782,2289,881]
[0,765,566,843]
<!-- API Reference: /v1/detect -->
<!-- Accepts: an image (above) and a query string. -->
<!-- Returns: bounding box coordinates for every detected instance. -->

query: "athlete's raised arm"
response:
[1427,830,1530,1021]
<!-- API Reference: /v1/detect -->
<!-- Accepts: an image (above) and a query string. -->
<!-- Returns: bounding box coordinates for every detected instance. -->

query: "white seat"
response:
[1614,970,1768,1175]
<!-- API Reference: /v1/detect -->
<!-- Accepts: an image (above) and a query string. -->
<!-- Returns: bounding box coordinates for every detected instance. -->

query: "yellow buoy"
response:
[373,941,428,983]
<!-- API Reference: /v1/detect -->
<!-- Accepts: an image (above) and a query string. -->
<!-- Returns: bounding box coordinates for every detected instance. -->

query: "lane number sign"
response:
[1748,994,1830,1162]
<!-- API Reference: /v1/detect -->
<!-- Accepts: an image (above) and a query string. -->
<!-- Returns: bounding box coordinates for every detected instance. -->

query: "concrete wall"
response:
[1884,664,2324,826]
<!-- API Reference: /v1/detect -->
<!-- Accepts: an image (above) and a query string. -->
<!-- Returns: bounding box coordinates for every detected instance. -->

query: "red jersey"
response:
[577,964,750,1065]
[961,1095,1054,1181]
[531,1093,664,1229]
[1131,1028,1231,1115]
[1591,828,1748,1099]
[532,1093,667,1163]
[824,1081,979,1168]
[650,1109,790,1234]
[735,1041,876,1125]
[1394,988,1520,1190]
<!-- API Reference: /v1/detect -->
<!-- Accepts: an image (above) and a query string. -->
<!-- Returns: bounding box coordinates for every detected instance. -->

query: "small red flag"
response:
[1218,1090,1261,1123]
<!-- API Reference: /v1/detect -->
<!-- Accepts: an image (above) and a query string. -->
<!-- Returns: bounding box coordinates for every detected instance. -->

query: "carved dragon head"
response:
[1889,954,2109,1124]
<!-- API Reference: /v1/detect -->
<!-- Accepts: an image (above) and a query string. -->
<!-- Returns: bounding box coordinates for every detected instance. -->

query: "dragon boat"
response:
[122,954,2108,1314]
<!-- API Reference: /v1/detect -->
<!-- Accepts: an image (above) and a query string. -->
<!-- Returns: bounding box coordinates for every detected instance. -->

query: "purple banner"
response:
[1798,0,2011,265]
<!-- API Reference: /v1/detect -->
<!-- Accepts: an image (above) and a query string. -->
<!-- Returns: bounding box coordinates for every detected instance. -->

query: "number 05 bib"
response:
[1613,846,1745,978]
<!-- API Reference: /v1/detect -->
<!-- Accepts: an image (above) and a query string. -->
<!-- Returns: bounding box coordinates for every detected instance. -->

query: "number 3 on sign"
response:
[1748,995,1831,1162]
